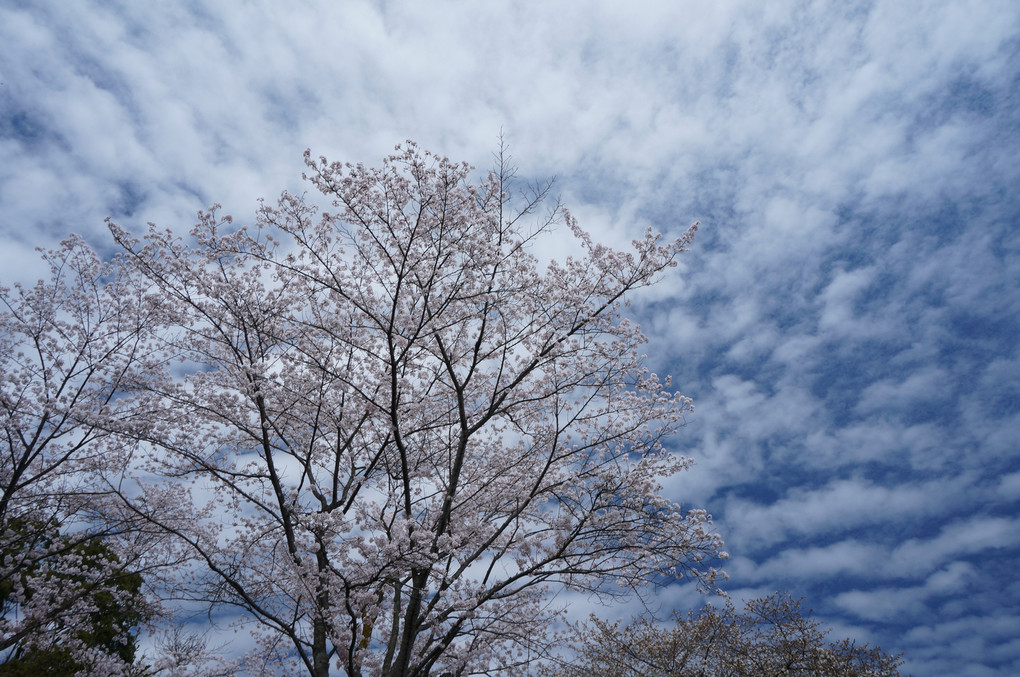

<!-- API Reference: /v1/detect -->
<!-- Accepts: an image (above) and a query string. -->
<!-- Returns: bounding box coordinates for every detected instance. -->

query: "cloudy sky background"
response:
[2,1,1018,675]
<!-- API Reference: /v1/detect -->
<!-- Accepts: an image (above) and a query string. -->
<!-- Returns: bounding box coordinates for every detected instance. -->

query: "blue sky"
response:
[1,1,1018,674]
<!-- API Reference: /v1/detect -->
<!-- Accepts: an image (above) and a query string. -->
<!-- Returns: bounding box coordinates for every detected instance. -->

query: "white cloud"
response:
[835,561,976,622]
[855,367,951,417]
[887,516,1020,574]
[739,540,887,582]
[996,472,1020,502]
[722,477,967,552]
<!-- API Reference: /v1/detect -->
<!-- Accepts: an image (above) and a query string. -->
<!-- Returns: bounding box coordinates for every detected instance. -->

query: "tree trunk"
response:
[390,569,428,676]
[312,544,332,677]
[312,615,330,677]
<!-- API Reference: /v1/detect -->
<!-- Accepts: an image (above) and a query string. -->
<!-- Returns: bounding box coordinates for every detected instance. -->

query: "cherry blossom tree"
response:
[109,142,724,677]
[0,239,164,674]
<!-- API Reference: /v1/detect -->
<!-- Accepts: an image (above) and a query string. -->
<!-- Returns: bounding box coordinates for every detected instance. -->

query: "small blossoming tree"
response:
[549,592,907,677]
